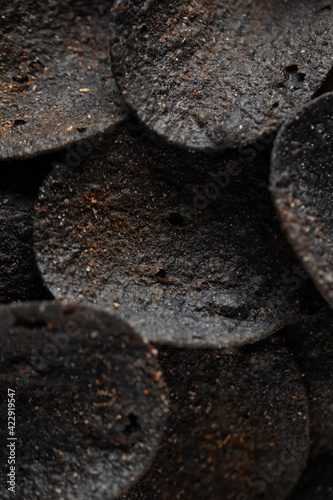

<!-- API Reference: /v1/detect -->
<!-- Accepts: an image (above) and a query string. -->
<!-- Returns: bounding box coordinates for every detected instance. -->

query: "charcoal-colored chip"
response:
[270,92,333,307]
[314,66,333,98]
[282,307,333,457]
[0,301,167,500]
[122,338,310,500]
[33,124,305,347]
[294,279,329,321]
[110,0,333,151]
[286,452,333,500]
[0,192,46,302]
[0,0,128,160]
[0,157,54,302]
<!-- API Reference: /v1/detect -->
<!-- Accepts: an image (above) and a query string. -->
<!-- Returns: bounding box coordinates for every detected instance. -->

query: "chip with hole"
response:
[110,0,333,151]
[123,338,310,499]
[0,0,128,160]
[33,123,305,347]
[0,301,167,499]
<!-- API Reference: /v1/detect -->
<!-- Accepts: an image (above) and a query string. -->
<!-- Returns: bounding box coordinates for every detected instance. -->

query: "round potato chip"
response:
[283,307,333,457]
[34,124,305,347]
[0,0,128,160]
[0,301,167,499]
[270,92,333,307]
[123,338,310,499]
[110,0,333,151]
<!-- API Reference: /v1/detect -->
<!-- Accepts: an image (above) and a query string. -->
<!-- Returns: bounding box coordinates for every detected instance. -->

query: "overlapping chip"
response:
[283,307,333,457]
[0,1,331,495]
[110,0,333,151]
[270,92,333,307]
[33,124,305,347]
[0,0,128,160]
[123,338,310,499]
[0,157,53,302]
[0,301,167,499]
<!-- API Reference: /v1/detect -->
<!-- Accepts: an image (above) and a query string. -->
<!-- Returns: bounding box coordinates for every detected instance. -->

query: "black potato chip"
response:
[0,0,128,160]
[0,301,167,499]
[270,92,333,308]
[110,0,333,151]
[0,156,54,302]
[283,307,333,457]
[123,338,310,500]
[33,124,305,347]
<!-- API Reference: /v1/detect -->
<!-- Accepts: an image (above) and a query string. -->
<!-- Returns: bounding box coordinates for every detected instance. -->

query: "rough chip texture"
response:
[270,92,333,307]
[283,307,333,457]
[0,157,53,302]
[0,0,128,160]
[0,301,167,499]
[0,192,44,302]
[122,338,310,500]
[110,0,333,151]
[34,124,305,347]
[286,452,333,500]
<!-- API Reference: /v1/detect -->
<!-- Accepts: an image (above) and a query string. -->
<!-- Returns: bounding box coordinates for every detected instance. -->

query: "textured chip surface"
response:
[0,301,167,499]
[0,157,52,302]
[0,0,128,160]
[270,92,333,307]
[0,192,44,302]
[110,0,333,151]
[123,338,310,500]
[34,124,305,347]
[283,307,333,457]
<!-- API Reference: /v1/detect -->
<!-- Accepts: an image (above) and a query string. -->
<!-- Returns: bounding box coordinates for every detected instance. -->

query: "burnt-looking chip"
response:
[33,125,305,347]
[0,0,128,160]
[110,0,333,151]
[0,156,53,302]
[282,307,333,457]
[0,301,167,499]
[270,92,333,307]
[123,339,310,499]
[0,192,45,302]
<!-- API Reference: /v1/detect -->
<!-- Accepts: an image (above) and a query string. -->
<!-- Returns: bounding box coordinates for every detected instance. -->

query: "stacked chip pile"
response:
[0,1,332,499]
